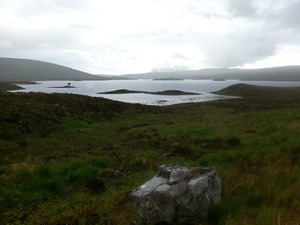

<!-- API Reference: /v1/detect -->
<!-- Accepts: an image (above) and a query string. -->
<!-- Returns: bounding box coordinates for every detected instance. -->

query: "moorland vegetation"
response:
[0,84,300,224]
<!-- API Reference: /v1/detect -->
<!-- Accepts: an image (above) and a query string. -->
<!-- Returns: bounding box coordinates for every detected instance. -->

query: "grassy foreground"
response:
[0,84,300,224]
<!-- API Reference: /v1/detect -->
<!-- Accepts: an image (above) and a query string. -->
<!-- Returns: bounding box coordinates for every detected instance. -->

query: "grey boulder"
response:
[130,165,221,224]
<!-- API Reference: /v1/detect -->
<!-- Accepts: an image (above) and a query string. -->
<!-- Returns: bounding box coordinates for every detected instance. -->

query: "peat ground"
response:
[0,84,300,224]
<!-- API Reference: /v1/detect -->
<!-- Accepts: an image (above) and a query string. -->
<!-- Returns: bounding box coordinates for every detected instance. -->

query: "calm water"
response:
[11,80,300,106]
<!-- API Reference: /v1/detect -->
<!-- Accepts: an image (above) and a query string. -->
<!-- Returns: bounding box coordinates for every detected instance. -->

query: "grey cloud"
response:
[199,0,300,68]
[269,1,300,30]
[227,0,256,17]
[254,1,300,47]
[201,32,277,67]
[1,0,300,74]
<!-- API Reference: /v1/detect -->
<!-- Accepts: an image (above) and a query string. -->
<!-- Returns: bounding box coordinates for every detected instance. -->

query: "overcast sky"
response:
[1,0,300,75]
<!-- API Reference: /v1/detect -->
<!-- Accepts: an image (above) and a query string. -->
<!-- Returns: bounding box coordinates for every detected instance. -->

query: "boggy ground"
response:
[0,84,300,225]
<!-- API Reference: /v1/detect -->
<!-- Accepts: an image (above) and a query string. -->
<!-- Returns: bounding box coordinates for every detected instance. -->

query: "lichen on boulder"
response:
[131,165,221,224]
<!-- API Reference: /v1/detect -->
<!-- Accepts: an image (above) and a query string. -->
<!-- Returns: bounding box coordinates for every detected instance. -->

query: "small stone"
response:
[114,170,122,177]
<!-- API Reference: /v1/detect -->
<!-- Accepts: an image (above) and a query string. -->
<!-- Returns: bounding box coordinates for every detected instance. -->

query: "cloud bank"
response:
[0,0,300,74]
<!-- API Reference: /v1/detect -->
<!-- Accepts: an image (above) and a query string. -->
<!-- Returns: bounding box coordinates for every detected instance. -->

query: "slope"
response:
[0,57,107,82]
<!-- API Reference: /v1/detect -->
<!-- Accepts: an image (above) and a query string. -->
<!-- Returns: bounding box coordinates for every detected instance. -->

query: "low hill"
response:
[122,66,300,81]
[0,91,162,139]
[208,83,300,112]
[0,57,108,82]
[213,83,300,97]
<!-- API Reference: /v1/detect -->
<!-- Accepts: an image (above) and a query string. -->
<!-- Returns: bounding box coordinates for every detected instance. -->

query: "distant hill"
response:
[2,57,299,82]
[215,66,300,81]
[0,57,109,82]
[122,66,300,81]
[122,68,241,80]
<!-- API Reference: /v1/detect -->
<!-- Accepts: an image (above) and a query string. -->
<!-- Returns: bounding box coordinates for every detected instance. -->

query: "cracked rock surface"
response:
[131,165,221,224]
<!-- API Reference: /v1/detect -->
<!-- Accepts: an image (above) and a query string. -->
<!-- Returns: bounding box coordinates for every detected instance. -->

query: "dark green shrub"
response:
[0,188,19,208]
[68,166,98,183]
[60,160,84,177]
[38,165,52,178]
[88,156,111,168]
[36,179,62,193]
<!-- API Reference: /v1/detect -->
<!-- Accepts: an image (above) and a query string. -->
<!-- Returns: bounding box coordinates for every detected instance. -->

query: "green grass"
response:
[1,85,300,224]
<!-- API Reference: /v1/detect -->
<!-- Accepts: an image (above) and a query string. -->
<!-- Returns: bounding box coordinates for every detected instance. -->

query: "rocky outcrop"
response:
[131,165,221,224]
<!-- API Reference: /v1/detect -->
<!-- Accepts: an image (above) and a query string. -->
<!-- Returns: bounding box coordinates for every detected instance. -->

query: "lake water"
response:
[11,80,300,106]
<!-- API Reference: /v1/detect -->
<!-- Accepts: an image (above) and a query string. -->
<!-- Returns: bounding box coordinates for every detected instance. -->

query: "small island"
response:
[50,82,77,88]
[98,89,201,95]
[152,78,184,81]
[213,79,226,81]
